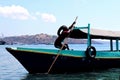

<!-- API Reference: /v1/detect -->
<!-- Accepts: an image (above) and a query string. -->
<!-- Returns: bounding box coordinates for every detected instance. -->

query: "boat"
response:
[0,40,6,45]
[6,24,120,74]
[0,34,6,45]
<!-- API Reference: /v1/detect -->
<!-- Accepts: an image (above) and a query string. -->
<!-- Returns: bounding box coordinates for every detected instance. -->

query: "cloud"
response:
[0,5,56,22]
[36,12,56,23]
[0,5,34,20]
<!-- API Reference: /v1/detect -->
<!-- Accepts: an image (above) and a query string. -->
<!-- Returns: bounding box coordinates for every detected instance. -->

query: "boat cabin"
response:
[6,24,120,74]
[68,24,120,51]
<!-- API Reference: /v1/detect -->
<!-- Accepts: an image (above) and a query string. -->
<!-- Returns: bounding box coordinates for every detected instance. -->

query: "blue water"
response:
[1,44,120,80]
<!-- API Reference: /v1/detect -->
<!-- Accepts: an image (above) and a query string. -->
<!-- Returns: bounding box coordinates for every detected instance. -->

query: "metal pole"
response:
[87,24,91,47]
[110,39,113,51]
[116,39,119,51]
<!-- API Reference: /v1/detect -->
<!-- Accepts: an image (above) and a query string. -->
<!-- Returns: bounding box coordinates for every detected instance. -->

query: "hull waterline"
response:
[6,47,120,74]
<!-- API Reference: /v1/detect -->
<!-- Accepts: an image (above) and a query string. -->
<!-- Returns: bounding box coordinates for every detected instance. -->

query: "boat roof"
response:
[69,28,120,40]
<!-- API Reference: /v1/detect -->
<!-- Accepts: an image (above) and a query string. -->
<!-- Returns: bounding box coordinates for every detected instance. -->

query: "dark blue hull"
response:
[6,47,120,74]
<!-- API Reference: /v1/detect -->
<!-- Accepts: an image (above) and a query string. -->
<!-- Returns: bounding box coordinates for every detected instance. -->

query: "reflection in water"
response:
[21,69,120,80]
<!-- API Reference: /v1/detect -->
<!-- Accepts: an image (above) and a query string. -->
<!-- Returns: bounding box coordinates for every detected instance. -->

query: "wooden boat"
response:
[6,24,120,74]
[0,34,6,45]
[0,40,6,45]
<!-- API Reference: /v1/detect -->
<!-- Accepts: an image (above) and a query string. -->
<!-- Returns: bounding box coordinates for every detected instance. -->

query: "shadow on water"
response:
[21,68,120,80]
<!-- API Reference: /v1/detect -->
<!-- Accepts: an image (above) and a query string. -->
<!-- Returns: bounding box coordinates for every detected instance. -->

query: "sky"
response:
[0,0,120,37]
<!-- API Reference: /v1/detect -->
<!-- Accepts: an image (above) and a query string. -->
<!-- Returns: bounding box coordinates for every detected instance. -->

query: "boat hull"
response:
[0,40,6,45]
[6,47,120,74]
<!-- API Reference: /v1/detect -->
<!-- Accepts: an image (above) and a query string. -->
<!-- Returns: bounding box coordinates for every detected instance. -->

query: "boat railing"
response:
[74,24,91,47]
[74,24,120,51]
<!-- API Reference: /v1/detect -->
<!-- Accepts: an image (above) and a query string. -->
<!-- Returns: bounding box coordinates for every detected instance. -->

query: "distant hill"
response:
[3,33,99,45]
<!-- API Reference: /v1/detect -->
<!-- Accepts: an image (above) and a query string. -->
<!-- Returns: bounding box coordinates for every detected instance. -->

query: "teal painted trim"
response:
[116,39,119,51]
[16,47,120,58]
[74,24,90,47]
[17,47,86,57]
[15,47,120,58]
[87,24,91,47]
[96,51,120,58]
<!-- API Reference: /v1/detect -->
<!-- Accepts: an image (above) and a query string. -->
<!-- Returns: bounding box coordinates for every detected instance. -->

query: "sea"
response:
[1,43,120,80]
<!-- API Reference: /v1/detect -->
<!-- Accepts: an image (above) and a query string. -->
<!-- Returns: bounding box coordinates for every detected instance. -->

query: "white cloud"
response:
[0,5,56,22]
[40,13,56,23]
[0,5,34,20]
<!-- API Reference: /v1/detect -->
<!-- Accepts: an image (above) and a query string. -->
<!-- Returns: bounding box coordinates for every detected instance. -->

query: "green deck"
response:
[16,47,120,59]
